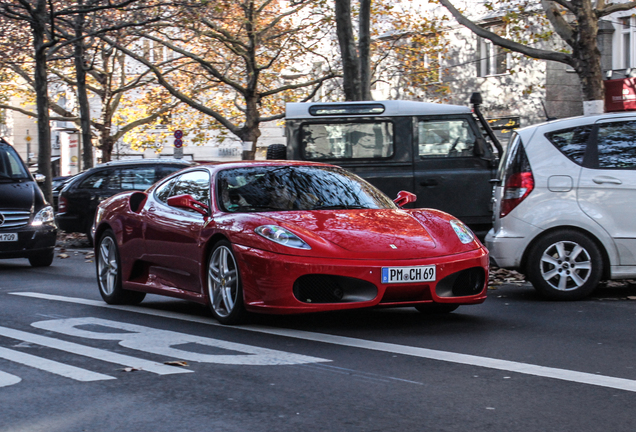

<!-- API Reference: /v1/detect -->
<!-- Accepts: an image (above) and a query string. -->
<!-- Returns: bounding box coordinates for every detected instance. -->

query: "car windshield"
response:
[0,144,30,181]
[217,165,397,212]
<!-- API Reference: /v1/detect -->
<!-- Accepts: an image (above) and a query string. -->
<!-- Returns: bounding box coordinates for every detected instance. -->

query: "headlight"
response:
[450,219,474,244]
[255,225,311,250]
[32,206,55,227]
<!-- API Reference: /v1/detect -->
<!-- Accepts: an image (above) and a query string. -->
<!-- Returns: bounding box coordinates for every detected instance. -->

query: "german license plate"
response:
[0,233,18,242]
[381,265,435,284]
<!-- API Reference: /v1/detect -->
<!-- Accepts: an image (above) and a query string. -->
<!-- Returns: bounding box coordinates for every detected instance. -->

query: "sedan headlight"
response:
[32,206,56,227]
[255,225,311,250]
[450,219,474,244]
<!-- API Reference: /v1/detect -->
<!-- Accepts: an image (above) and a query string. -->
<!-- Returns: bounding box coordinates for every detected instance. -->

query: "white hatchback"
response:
[486,112,636,300]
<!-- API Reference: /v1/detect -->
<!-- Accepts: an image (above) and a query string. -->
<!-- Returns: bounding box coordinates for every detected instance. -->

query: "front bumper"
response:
[0,225,57,259]
[233,245,489,314]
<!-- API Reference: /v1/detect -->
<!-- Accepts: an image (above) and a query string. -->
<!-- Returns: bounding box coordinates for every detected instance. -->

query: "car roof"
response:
[285,100,472,119]
[516,111,636,136]
[97,158,194,167]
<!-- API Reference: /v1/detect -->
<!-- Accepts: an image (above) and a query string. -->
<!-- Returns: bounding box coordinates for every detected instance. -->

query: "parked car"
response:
[56,159,193,244]
[51,175,77,210]
[486,112,636,300]
[0,137,57,266]
[93,161,489,324]
[267,95,504,238]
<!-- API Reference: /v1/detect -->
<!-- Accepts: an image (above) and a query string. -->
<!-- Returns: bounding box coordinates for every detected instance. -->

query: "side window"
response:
[596,121,636,169]
[109,167,156,190]
[78,170,110,189]
[418,119,476,158]
[165,171,211,210]
[301,121,394,160]
[154,177,179,203]
[545,125,592,165]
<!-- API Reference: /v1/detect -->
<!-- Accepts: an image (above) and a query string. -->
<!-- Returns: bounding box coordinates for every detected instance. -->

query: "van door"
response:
[413,115,495,230]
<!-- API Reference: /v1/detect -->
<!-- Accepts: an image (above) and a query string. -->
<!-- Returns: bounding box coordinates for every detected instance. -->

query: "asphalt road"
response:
[1,249,635,432]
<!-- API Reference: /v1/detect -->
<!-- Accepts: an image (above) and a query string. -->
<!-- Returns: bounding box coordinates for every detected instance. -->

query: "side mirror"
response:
[393,190,417,208]
[34,173,45,183]
[167,194,209,216]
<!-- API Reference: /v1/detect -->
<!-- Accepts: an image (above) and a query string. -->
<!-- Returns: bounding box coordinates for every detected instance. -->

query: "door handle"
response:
[420,179,439,187]
[592,176,622,185]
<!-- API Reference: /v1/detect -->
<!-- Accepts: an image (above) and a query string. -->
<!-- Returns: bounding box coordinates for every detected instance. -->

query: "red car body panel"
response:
[94,161,489,315]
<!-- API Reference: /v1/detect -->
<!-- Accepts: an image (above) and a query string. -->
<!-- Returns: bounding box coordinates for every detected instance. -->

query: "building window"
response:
[620,17,633,69]
[478,24,509,77]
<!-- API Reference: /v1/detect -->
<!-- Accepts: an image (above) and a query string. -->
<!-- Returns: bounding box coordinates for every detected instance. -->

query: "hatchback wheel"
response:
[96,230,145,305]
[207,240,246,325]
[526,230,602,300]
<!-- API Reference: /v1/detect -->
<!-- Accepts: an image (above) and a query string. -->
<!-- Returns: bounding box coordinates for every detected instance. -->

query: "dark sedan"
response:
[56,158,193,244]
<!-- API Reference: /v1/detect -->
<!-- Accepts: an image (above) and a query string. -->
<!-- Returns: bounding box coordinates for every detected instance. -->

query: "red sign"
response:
[605,78,636,112]
[174,139,183,148]
[174,130,183,139]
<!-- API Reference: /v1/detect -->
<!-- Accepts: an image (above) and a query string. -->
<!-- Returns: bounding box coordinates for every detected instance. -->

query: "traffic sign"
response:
[174,130,183,139]
[174,139,183,148]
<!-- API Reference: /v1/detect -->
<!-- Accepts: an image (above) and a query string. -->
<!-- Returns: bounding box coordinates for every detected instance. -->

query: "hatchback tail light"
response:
[500,137,534,218]
[58,196,68,213]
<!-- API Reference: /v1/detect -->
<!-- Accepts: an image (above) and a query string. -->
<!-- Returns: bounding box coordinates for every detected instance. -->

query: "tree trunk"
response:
[240,95,261,160]
[33,0,52,204]
[573,1,605,115]
[74,5,94,170]
[335,0,361,100]
[359,0,371,100]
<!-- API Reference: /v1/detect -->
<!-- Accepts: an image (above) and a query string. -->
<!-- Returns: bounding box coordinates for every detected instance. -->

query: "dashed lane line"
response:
[10,291,636,393]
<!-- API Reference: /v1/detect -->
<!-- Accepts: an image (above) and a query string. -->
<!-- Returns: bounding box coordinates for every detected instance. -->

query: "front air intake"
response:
[435,267,486,298]
[293,275,377,304]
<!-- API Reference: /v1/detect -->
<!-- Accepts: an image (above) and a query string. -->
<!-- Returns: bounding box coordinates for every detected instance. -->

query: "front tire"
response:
[207,240,246,325]
[96,230,146,305]
[526,230,602,300]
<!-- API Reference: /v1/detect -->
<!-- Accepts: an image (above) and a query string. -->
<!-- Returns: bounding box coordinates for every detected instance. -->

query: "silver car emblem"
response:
[0,213,4,227]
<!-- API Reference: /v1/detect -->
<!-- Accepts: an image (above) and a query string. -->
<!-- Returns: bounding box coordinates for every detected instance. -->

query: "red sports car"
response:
[93,161,488,324]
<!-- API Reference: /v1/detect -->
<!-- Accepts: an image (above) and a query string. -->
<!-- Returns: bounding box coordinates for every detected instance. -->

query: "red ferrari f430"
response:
[93,161,488,324]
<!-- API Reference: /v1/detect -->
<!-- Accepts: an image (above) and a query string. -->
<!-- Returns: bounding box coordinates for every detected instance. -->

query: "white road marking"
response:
[0,346,113,382]
[0,370,21,388]
[0,325,190,375]
[11,291,636,393]
[32,317,329,366]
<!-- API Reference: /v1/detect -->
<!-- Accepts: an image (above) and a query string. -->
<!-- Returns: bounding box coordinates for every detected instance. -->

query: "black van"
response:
[270,98,504,238]
[0,138,57,266]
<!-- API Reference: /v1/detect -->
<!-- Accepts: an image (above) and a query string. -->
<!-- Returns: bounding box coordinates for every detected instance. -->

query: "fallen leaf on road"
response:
[122,367,142,372]
[164,360,189,367]
[58,253,69,259]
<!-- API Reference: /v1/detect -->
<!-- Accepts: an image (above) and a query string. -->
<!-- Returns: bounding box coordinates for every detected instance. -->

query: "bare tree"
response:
[335,0,371,100]
[438,0,636,115]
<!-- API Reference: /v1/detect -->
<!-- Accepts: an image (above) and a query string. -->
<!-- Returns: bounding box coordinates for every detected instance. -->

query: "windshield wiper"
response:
[312,204,368,210]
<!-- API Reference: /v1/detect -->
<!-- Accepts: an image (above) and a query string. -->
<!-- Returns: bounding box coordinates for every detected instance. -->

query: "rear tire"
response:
[526,229,602,300]
[415,303,459,314]
[96,230,146,305]
[29,249,54,267]
[266,144,287,160]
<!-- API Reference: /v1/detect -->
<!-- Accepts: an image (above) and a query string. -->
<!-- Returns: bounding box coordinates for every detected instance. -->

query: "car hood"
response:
[0,181,37,210]
[249,209,451,260]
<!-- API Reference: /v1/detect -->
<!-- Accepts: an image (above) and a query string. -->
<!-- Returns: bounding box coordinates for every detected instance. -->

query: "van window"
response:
[78,170,109,189]
[109,167,155,190]
[300,121,394,160]
[418,119,477,158]
[0,145,29,180]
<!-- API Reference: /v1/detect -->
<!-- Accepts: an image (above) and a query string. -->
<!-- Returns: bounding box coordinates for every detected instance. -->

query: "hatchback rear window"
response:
[545,126,592,165]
